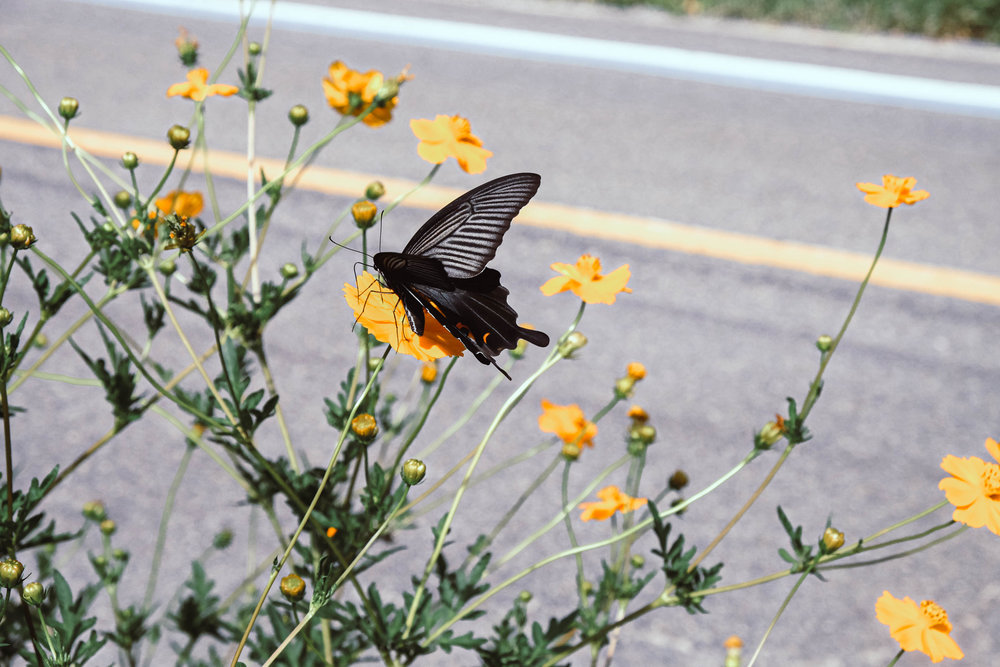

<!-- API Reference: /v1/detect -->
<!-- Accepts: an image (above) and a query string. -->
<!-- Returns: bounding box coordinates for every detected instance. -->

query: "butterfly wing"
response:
[402,172,540,279]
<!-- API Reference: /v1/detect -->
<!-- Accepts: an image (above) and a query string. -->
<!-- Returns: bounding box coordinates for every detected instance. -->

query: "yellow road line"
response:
[2,114,998,307]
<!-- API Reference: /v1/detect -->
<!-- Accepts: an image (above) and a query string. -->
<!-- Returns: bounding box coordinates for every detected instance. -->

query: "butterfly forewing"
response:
[402,172,541,279]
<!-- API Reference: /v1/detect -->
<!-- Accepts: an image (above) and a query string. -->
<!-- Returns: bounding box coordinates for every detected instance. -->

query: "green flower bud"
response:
[558,331,587,357]
[113,190,132,210]
[0,308,12,328]
[10,224,36,250]
[121,152,139,170]
[517,590,532,603]
[374,78,400,104]
[100,519,116,535]
[214,529,233,550]
[280,572,306,601]
[365,181,385,200]
[159,259,177,276]
[82,500,106,521]
[175,28,199,66]
[288,104,309,127]
[58,97,79,120]
[112,548,129,562]
[756,418,785,450]
[248,41,262,56]
[630,554,645,569]
[0,558,24,588]
[167,125,191,150]
[401,459,426,486]
[280,263,299,279]
[816,334,833,352]
[22,581,45,606]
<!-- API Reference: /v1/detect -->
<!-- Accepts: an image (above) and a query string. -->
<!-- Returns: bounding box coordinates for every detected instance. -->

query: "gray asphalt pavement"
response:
[2,0,999,665]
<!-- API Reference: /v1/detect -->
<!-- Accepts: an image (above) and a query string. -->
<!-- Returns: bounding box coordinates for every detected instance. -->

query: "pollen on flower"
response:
[540,255,632,304]
[410,114,493,174]
[876,591,963,662]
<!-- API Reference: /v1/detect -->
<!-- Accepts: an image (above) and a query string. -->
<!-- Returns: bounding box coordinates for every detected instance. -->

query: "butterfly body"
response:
[372,172,549,379]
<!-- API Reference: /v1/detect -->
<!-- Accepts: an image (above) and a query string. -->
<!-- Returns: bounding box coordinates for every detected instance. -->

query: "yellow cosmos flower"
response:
[540,255,632,304]
[875,591,963,663]
[538,399,597,448]
[166,68,239,101]
[322,61,403,127]
[410,115,493,174]
[343,272,465,362]
[856,174,929,208]
[155,190,204,218]
[579,485,648,522]
[939,437,1000,536]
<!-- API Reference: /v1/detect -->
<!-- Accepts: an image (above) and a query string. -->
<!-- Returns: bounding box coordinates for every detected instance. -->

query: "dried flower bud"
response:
[9,224,35,250]
[401,459,426,486]
[0,308,12,328]
[21,581,44,606]
[0,558,24,588]
[365,181,385,200]
[822,526,845,552]
[280,262,299,279]
[668,469,689,491]
[351,200,377,229]
[121,152,139,170]
[58,97,79,120]
[351,413,378,443]
[280,573,306,601]
[816,334,833,352]
[167,125,191,150]
[558,331,587,357]
[288,104,309,127]
[113,190,132,210]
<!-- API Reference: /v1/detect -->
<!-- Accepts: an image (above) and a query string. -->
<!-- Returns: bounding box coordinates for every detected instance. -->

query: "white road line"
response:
[73,0,1000,119]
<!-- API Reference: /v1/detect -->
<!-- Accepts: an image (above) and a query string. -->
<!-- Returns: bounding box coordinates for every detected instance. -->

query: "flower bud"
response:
[326,527,338,538]
[420,362,438,384]
[112,548,128,562]
[374,78,400,104]
[756,416,786,450]
[630,554,645,569]
[113,190,132,210]
[288,104,309,127]
[816,334,833,352]
[280,262,299,279]
[33,333,48,349]
[58,97,79,120]
[558,331,587,357]
[100,519,116,535]
[615,377,636,399]
[668,469,689,491]
[351,413,378,443]
[82,500,106,521]
[724,635,743,667]
[0,558,24,588]
[214,529,233,550]
[280,573,306,601]
[626,362,646,380]
[175,28,199,66]
[635,424,656,445]
[0,308,12,328]
[517,590,532,603]
[21,581,44,606]
[121,152,139,170]
[561,442,581,460]
[351,200,377,229]
[159,259,177,276]
[670,497,686,515]
[627,405,649,424]
[167,125,191,150]
[580,580,594,596]
[248,41,262,56]
[401,459,426,486]
[822,526,845,552]
[365,181,385,200]
[10,224,35,250]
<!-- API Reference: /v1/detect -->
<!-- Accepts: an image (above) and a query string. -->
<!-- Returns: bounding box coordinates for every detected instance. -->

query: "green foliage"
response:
[17,571,107,666]
[649,501,723,614]
[0,468,79,554]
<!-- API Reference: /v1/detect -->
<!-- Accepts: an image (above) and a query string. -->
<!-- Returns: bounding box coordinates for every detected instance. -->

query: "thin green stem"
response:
[745,571,810,667]
[143,445,194,609]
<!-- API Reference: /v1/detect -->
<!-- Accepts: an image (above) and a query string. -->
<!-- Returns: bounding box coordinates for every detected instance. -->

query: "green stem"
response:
[745,571,810,667]
[143,444,194,610]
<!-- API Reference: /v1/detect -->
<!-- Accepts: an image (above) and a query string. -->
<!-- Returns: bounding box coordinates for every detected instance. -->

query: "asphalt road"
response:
[2,0,999,665]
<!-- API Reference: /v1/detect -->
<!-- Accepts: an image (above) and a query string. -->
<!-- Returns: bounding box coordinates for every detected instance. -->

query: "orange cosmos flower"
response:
[322,61,404,127]
[166,68,239,101]
[326,527,338,538]
[875,591,963,663]
[856,174,929,208]
[538,399,597,448]
[939,437,1000,536]
[579,485,648,522]
[410,115,493,174]
[540,255,631,304]
[155,190,204,218]
[343,271,465,362]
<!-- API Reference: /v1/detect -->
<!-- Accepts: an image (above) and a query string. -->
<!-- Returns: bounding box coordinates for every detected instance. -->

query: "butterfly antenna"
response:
[329,236,372,260]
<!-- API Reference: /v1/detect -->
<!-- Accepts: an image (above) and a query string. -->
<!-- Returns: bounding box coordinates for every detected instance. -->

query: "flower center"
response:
[449,116,472,139]
[982,462,1000,498]
[920,600,950,629]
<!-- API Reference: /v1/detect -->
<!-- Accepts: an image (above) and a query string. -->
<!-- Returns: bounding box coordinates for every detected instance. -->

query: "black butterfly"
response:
[372,172,549,380]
